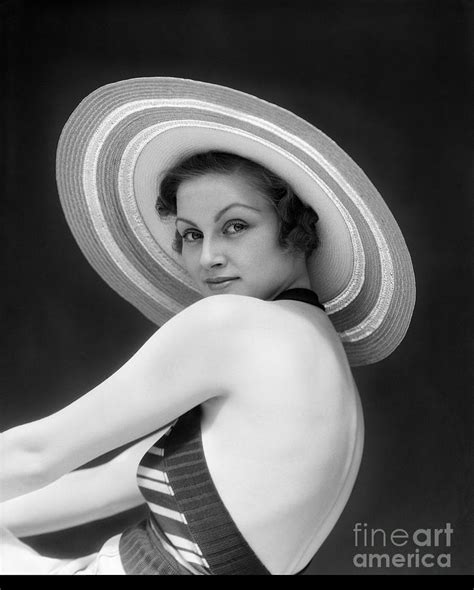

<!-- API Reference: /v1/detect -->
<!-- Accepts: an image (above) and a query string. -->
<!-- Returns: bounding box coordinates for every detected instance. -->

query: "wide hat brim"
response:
[56,77,416,366]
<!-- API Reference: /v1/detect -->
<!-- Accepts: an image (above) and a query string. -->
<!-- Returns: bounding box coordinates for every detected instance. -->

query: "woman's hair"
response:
[156,151,320,258]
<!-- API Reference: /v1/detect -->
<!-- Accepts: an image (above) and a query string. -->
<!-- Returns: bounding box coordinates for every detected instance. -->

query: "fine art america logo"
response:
[353,522,453,569]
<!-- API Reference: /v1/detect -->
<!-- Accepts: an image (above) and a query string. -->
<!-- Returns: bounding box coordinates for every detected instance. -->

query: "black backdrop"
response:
[1,0,472,576]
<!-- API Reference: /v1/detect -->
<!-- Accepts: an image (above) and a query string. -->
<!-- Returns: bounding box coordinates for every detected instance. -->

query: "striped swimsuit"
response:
[119,288,325,575]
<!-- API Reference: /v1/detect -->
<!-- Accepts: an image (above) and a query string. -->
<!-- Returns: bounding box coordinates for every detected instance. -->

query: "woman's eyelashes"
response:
[181,229,202,243]
[180,220,249,243]
[222,220,249,235]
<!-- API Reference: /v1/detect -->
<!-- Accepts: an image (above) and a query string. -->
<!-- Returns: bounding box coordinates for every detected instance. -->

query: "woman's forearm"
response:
[0,430,160,537]
[0,454,144,538]
[0,424,51,502]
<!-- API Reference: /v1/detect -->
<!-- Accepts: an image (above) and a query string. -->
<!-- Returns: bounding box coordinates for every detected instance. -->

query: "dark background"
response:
[1,0,472,576]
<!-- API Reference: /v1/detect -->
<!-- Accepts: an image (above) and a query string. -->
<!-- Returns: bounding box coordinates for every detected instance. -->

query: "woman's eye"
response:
[182,230,202,243]
[224,221,248,235]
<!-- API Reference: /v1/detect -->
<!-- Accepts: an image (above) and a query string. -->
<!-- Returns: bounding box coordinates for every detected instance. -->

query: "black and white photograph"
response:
[1,0,472,578]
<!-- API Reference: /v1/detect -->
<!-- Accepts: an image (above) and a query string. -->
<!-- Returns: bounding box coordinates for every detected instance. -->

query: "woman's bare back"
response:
[199,297,364,574]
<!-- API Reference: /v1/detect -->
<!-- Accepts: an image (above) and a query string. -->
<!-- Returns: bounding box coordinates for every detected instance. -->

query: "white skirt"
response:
[0,527,126,575]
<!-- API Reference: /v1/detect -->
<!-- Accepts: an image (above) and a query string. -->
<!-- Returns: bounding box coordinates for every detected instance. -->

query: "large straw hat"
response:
[56,77,415,366]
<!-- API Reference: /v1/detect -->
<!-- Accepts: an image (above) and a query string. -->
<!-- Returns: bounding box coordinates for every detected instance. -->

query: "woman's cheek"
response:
[182,249,199,275]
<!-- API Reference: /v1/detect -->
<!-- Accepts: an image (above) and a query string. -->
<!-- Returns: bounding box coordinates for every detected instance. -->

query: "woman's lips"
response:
[205,277,239,291]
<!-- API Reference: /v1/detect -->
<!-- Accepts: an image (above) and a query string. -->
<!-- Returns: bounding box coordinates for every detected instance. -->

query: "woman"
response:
[0,78,415,575]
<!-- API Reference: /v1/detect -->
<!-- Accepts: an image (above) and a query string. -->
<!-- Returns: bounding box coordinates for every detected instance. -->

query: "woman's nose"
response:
[199,237,226,269]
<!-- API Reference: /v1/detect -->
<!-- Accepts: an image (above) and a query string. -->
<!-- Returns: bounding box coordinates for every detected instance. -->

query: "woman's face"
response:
[175,172,308,299]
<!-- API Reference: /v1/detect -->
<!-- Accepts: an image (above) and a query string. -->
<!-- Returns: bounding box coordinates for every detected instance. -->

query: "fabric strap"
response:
[273,287,325,311]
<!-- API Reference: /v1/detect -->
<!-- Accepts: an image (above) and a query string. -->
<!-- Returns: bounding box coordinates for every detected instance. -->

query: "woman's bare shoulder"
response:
[178,293,327,328]
[179,293,272,317]
[182,295,349,378]
[171,294,350,380]
[169,294,283,333]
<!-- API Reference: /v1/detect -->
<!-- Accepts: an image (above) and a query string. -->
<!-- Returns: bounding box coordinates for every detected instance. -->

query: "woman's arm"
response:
[1,295,255,501]
[0,430,164,537]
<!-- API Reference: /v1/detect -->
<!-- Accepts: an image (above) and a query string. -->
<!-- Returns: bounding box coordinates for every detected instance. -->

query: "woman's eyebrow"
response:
[175,216,197,226]
[176,203,261,226]
[214,203,261,222]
